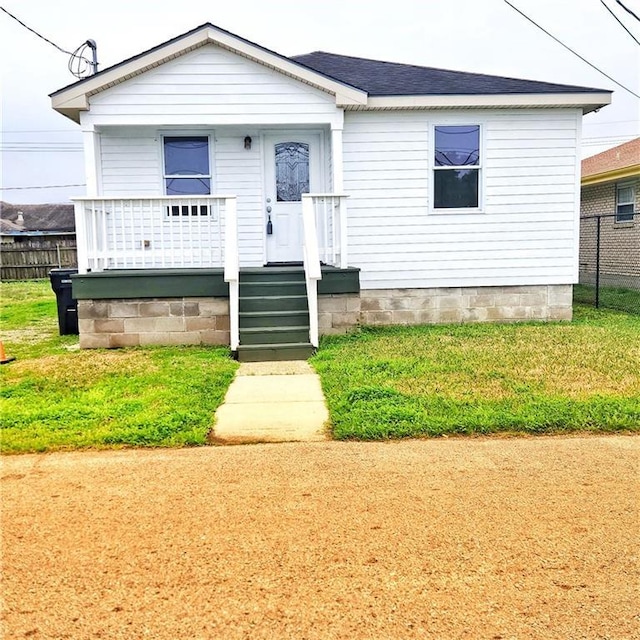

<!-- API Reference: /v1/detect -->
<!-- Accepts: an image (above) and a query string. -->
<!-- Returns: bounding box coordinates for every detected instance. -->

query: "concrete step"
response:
[239,310,310,328]
[239,294,308,313]
[239,326,310,345]
[239,268,305,284]
[236,343,315,362]
[239,281,306,297]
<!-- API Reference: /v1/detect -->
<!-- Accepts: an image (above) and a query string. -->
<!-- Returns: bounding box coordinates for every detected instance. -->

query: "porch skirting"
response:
[319,284,573,335]
[76,285,573,348]
[77,298,230,349]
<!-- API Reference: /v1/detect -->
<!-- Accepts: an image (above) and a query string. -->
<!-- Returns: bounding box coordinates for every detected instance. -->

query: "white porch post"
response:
[331,123,344,192]
[331,119,348,268]
[74,126,101,274]
[81,123,101,196]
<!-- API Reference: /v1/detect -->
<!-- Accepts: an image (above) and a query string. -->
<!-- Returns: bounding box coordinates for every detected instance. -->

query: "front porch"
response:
[73,193,353,358]
[72,264,361,359]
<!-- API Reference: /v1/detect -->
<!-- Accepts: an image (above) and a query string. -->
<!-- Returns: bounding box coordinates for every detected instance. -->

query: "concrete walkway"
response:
[211,360,329,443]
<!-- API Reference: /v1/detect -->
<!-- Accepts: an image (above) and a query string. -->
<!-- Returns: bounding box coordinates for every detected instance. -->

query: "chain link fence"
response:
[576,212,639,314]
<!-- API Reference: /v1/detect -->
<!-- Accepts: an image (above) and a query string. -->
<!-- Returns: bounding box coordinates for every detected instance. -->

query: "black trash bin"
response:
[50,269,79,335]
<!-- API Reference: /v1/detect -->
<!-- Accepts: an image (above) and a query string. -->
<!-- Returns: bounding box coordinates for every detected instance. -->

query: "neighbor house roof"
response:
[0,202,75,233]
[51,23,611,123]
[581,137,640,186]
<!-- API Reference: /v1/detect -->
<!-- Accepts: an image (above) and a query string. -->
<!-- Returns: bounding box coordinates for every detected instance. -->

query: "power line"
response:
[0,6,76,56]
[503,0,640,99]
[1,148,83,153]
[616,0,640,22]
[583,118,640,126]
[1,129,80,134]
[0,183,86,190]
[600,0,640,45]
[0,5,92,71]
[583,133,640,140]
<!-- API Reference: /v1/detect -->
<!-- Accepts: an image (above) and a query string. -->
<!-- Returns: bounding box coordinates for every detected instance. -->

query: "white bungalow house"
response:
[50,23,611,360]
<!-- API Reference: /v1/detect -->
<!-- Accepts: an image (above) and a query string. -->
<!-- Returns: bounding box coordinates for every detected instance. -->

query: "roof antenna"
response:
[68,39,99,78]
[85,39,98,74]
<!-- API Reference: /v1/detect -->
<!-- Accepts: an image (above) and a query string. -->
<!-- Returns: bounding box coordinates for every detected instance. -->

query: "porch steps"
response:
[237,268,314,362]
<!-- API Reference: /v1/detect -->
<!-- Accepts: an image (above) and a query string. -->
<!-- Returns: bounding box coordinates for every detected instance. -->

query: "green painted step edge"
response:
[239,325,310,334]
[239,310,310,318]
[73,267,359,299]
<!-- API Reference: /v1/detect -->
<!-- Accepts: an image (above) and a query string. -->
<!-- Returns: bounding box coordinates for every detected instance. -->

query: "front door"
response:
[264,134,321,263]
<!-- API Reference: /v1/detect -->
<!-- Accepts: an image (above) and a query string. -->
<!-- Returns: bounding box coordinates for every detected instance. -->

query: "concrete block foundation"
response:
[77,285,573,348]
[78,297,230,349]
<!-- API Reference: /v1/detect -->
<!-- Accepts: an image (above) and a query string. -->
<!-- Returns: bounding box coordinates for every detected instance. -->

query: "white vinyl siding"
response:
[343,109,581,289]
[99,127,265,266]
[86,45,339,127]
[100,129,159,196]
[214,130,263,266]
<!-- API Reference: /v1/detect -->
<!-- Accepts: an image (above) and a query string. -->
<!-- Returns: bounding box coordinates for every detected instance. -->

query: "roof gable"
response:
[50,23,367,122]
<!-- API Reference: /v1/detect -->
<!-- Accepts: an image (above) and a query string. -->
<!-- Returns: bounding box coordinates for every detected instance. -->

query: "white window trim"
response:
[615,181,635,224]
[160,132,214,196]
[429,123,484,214]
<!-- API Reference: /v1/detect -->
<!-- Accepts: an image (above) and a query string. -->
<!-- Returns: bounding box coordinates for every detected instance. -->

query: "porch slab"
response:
[211,361,330,444]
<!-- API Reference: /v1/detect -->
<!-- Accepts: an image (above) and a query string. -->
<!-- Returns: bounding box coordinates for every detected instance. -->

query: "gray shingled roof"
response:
[290,51,606,96]
[0,202,75,233]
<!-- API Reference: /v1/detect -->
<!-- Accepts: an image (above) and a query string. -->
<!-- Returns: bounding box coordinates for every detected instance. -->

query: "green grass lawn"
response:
[1,280,238,453]
[3,281,639,450]
[311,306,640,439]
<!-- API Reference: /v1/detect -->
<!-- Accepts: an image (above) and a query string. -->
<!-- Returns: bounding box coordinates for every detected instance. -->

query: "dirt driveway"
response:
[2,436,638,639]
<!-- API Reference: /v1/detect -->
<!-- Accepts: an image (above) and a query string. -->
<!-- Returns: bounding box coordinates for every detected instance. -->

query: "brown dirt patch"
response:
[1,436,638,639]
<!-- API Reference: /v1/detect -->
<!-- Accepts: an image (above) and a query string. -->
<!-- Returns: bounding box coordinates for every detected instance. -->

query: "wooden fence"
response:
[1,236,77,280]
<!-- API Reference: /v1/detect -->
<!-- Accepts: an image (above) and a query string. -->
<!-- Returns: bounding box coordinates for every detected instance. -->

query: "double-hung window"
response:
[616,183,635,223]
[163,136,211,216]
[433,125,481,210]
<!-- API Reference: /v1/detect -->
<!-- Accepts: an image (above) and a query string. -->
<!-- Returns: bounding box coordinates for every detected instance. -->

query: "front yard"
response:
[1,280,638,453]
[311,307,640,439]
[1,281,238,453]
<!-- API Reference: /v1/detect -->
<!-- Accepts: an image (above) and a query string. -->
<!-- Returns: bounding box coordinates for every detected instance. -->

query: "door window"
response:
[275,142,310,202]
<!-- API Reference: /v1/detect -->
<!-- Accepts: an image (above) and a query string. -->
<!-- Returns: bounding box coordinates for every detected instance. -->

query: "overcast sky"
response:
[1,0,638,204]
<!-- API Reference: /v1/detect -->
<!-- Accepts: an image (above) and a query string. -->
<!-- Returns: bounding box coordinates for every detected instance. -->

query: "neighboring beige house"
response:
[580,138,640,286]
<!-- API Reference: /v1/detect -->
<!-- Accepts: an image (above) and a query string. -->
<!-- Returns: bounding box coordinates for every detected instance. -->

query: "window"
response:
[163,136,211,217]
[616,183,635,223]
[275,142,310,202]
[433,125,480,209]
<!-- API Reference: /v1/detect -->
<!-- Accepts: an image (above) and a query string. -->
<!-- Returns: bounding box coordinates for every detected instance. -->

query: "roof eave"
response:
[50,25,368,123]
[582,164,640,186]
[358,92,611,112]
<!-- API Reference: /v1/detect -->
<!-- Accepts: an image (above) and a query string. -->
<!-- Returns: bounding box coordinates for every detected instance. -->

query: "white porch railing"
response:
[301,194,349,348]
[223,198,240,351]
[72,196,237,273]
[305,194,349,269]
[301,195,322,348]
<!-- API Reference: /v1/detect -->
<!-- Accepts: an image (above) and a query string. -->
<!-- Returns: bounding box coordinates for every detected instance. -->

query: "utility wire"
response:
[1,6,75,55]
[616,0,640,22]
[503,0,640,99]
[600,0,640,45]
[0,183,86,190]
[0,5,91,63]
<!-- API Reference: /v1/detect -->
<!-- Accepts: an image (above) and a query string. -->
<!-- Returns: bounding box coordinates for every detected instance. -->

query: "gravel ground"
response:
[2,435,638,640]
